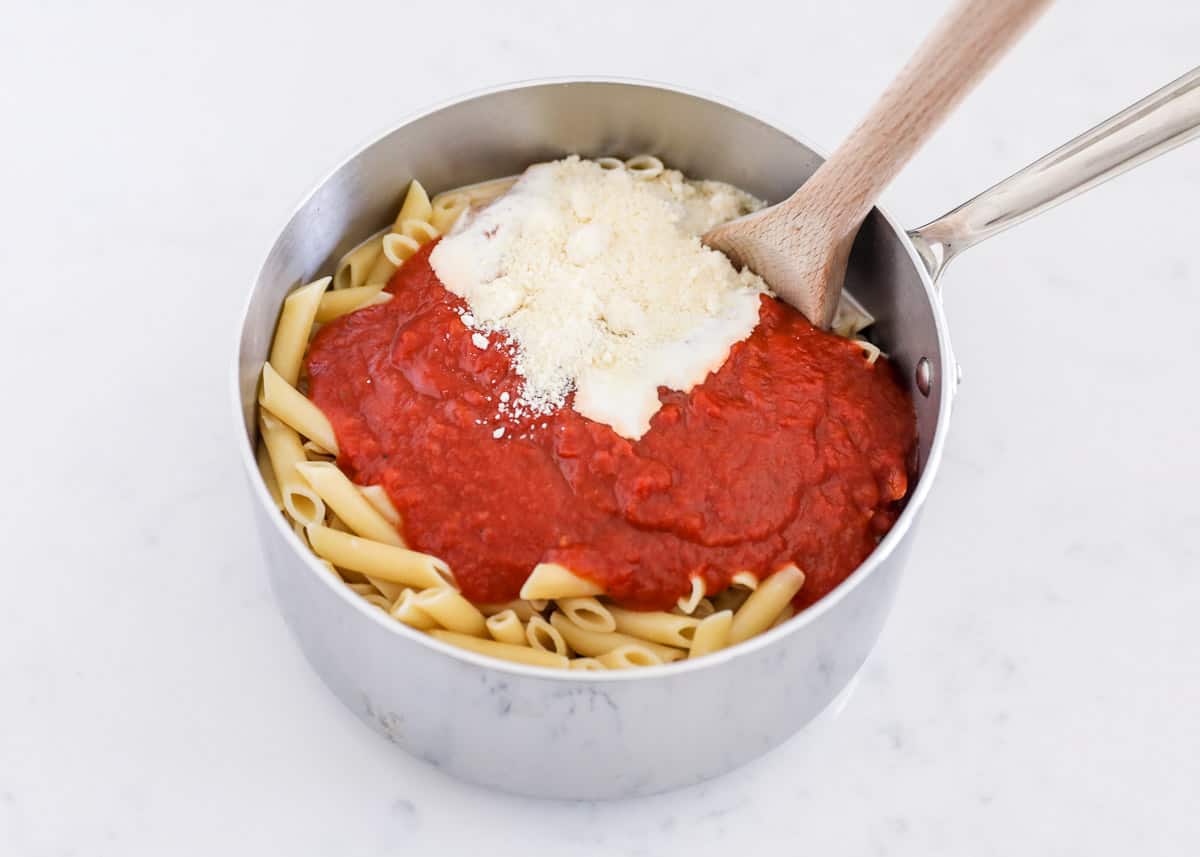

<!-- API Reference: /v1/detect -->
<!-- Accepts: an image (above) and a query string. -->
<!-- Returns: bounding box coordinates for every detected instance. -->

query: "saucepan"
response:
[231,75,1200,799]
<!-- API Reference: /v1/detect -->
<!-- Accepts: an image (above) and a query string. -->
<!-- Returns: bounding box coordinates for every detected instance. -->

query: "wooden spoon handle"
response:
[785,0,1051,235]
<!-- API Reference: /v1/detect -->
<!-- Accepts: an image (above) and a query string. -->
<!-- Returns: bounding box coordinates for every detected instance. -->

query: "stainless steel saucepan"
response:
[231,73,1200,799]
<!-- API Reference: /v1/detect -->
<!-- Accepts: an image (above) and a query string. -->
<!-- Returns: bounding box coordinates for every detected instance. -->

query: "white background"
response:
[2,1,1198,854]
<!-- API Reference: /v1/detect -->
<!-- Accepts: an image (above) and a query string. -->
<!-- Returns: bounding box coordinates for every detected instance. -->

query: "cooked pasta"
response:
[597,644,663,669]
[556,597,616,633]
[549,612,684,662]
[333,236,383,290]
[260,362,339,454]
[607,606,699,649]
[390,589,438,630]
[688,610,733,659]
[728,565,806,645]
[430,193,468,233]
[429,630,570,668]
[393,180,432,229]
[519,563,604,600]
[413,587,487,637]
[358,484,402,527]
[255,444,283,511]
[259,412,324,525]
[268,277,328,385]
[676,575,706,614]
[399,218,439,245]
[316,284,390,323]
[296,462,399,546]
[305,524,453,590]
[525,615,569,657]
[382,233,422,266]
[252,161,848,672]
[485,609,526,645]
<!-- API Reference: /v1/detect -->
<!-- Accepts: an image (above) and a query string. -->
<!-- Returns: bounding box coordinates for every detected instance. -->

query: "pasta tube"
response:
[688,610,733,659]
[429,630,569,669]
[259,362,338,454]
[519,563,603,600]
[548,613,684,662]
[259,412,325,525]
[268,277,329,386]
[315,284,390,323]
[305,524,452,590]
[485,610,526,645]
[413,587,487,637]
[607,606,700,649]
[728,565,806,645]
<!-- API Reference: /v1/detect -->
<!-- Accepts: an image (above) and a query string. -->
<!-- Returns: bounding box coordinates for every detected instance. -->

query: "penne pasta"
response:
[305,524,453,590]
[549,612,684,662]
[255,443,283,511]
[728,565,806,645]
[259,362,339,455]
[413,587,487,637]
[259,411,325,525]
[295,461,401,547]
[382,233,422,266]
[597,644,664,669]
[478,600,538,621]
[358,484,401,527]
[526,615,569,657]
[607,606,700,649]
[429,630,569,669]
[485,610,526,645]
[594,156,625,171]
[556,597,615,633]
[430,193,468,233]
[625,154,664,180]
[730,571,759,590]
[399,218,439,245]
[688,610,733,659]
[676,575,706,614]
[367,578,407,603]
[315,284,390,323]
[854,338,883,365]
[520,563,603,600]
[390,589,438,630]
[770,604,796,630]
[301,439,335,460]
[393,179,433,229]
[567,657,606,671]
[347,582,377,597]
[333,235,384,290]
[363,252,397,287]
[363,593,393,611]
[268,278,329,386]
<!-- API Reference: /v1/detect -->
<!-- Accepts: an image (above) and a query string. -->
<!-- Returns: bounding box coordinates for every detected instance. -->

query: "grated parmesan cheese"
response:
[430,156,768,438]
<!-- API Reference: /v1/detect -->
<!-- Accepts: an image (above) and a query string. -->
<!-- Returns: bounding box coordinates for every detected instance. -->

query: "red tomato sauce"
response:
[306,243,916,612]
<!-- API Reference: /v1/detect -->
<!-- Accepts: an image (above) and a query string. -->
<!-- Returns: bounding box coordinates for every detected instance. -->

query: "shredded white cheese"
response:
[430,156,768,439]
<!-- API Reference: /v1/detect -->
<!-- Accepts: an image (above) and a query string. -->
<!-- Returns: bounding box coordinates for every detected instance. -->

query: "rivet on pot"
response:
[915,357,933,397]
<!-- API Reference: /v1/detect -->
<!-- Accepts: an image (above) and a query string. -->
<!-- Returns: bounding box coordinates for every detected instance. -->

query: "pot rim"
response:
[229,75,956,682]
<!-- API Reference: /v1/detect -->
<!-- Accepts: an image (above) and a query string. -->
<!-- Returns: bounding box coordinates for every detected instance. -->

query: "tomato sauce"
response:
[306,243,916,612]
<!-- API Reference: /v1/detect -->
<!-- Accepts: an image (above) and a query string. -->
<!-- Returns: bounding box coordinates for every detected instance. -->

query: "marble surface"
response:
[2,1,1197,854]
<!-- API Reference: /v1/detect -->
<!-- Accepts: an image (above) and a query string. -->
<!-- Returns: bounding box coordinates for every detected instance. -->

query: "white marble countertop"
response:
[3,1,1197,854]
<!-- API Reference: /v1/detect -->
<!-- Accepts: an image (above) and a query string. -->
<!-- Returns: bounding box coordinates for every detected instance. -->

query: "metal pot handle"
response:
[908,65,1200,282]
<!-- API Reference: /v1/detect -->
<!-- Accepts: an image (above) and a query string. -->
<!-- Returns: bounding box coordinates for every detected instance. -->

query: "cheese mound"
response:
[430,156,768,439]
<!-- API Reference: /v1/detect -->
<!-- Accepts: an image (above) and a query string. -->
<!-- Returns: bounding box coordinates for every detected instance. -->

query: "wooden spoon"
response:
[704,0,1051,328]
